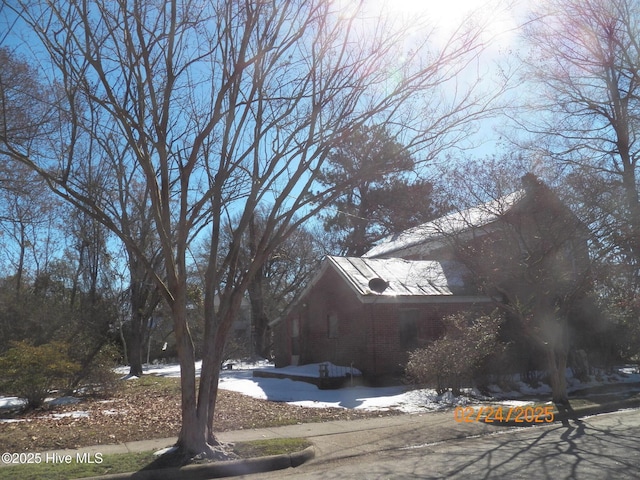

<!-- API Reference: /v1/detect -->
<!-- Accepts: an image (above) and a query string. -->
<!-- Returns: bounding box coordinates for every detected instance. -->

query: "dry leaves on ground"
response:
[0,376,399,452]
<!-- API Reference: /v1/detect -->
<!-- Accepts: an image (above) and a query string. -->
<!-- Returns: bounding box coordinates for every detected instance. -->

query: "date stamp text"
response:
[454,405,554,423]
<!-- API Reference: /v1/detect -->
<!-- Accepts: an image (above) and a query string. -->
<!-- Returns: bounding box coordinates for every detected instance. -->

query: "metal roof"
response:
[270,255,488,327]
[327,256,470,297]
[363,190,525,259]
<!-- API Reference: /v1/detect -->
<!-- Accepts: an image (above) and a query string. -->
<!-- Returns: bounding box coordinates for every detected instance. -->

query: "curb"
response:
[81,446,315,480]
[490,397,640,427]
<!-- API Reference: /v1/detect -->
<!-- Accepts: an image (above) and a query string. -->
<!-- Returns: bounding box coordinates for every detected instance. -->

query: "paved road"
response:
[238,408,640,479]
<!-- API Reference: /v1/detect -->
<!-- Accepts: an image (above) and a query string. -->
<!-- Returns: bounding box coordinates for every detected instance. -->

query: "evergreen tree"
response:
[318,126,445,256]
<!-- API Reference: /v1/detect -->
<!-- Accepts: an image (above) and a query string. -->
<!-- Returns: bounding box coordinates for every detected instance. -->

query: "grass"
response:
[0,451,156,480]
[232,437,311,457]
[0,438,313,480]
[124,374,183,397]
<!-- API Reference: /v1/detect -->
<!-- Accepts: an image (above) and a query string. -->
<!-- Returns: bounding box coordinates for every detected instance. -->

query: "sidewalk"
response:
[22,395,640,479]
[75,411,496,460]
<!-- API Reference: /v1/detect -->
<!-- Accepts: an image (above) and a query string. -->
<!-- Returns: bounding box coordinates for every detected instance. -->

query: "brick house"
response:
[272,256,492,378]
[273,174,591,379]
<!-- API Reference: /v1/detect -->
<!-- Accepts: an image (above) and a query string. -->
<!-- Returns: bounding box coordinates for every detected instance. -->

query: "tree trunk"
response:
[127,323,144,377]
[248,273,271,359]
[126,253,160,378]
[248,217,271,359]
[206,302,239,444]
[128,277,145,377]
[621,167,640,267]
[171,293,211,457]
[125,288,146,377]
[16,223,26,298]
[546,346,569,405]
[195,286,242,458]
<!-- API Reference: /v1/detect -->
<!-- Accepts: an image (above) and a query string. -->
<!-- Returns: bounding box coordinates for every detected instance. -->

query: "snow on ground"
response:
[0,396,26,410]
[259,362,362,378]
[116,360,483,412]
[0,396,88,423]
[4,362,640,420]
[114,360,640,413]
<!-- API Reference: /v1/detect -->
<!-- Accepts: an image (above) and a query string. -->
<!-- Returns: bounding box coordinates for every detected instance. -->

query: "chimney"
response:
[521,172,543,193]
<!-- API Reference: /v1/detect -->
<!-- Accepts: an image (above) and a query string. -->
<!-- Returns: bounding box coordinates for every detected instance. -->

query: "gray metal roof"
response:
[364,190,525,259]
[327,256,470,297]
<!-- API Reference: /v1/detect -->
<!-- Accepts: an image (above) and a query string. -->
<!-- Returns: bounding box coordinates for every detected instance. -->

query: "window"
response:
[399,309,419,348]
[327,312,339,339]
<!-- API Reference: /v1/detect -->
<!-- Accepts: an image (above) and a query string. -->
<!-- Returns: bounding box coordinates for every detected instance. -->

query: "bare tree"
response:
[0,163,58,296]
[245,212,323,358]
[2,0,503,459]
[115,162,163,378]
[519,0,640,284]
[0,46,61,290]
[439,171,592,405]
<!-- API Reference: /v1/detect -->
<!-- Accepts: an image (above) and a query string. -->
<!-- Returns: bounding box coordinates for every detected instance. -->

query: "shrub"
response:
[405,311,504,395]
[0,341,80,409]
[74,343,122,397]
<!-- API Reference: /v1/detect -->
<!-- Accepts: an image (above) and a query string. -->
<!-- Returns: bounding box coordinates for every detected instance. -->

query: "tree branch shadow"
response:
[440,411,638,479]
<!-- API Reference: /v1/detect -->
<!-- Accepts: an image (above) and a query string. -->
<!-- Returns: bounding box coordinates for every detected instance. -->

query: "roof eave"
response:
[358,294,493,304]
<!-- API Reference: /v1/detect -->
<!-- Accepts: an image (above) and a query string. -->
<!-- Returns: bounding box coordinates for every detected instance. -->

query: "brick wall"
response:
[276,264,492,378]
[366,302,488,377]
[300,267,371,371]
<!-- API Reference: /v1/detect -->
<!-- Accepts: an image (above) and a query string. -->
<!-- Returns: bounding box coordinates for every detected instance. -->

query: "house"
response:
[273,174,591,379]
[272,256,492,378]
[364,174,589,266]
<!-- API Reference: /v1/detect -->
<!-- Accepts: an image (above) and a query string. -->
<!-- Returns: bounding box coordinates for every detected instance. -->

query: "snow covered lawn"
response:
[112,360,477,412]
[109,361,640,414]
[3,362,639,421]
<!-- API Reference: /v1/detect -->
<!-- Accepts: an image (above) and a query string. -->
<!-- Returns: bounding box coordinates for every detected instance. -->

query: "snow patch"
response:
[50,411,89,419]
[0,397,26,409]
[48,396,81,406]
[154,446,179,457]
[3,362,640,419]
[259,362,362,378]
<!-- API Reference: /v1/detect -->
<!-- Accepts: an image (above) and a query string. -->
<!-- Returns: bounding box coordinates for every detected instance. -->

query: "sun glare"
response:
[381,0,478,25]
[375,0,517,48]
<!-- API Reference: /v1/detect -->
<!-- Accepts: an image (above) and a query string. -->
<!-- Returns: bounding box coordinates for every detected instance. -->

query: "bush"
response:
[74,343,122,397]
[0,341,80,409]
[405,311,503,395]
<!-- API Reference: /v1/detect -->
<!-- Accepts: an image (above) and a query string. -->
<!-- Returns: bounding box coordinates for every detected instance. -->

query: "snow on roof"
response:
[363,190,526,259]
[327,256,469,298]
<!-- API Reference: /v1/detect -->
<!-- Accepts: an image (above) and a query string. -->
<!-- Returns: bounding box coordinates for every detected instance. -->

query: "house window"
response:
[399,309,419,348]
[327,312,338,339]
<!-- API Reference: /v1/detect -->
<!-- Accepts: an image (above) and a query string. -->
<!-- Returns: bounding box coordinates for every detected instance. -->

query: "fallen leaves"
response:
[0,376,399,452]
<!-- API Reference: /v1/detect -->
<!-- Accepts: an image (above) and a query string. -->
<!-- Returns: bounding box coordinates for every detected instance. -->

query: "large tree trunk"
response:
[537,305,570,406]
[546,346,569,405]
[170,290,211,457]
[527,296,571,407]
[194,286,242,458]
[127,316,144,377]
[127,264,145,377]
[621,167,640,268]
